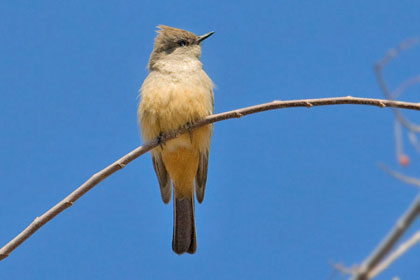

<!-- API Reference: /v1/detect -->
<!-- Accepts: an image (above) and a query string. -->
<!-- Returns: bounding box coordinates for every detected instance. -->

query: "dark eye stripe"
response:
[178,40,187,46]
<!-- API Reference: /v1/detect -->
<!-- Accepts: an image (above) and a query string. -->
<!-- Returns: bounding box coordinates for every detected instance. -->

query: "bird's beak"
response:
[197,31,215,43]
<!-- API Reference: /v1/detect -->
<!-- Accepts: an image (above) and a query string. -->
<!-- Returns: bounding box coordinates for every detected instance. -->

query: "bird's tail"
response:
[172,195,196,254]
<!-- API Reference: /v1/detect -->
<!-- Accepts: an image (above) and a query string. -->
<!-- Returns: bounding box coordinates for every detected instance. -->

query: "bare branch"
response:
[350,163,420,280]
[375,38,419,75]
[390,76,420,134]
[348,165,420,280]
[368,230,420,279]
[379,163,420,189]
[329,262,358,280]
[348,40,420,279]
[1,96,420,261]
[375,38,420,164]
[408,131,420,154]
[392,75,420,101]
[394,120,407,165]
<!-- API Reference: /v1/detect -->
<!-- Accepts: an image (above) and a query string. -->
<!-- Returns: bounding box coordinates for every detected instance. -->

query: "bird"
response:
[138,25,214,254]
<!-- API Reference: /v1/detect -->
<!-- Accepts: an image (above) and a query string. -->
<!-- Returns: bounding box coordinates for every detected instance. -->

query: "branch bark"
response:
[1,96,420,261]
[350,194,420,280]
[374,38,420,163]
[368,230,420,279]
[349,165,420,280]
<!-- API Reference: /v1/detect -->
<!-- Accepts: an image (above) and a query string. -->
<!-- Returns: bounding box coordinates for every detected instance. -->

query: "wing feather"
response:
[152,153,171,203]
[195,150,209,203]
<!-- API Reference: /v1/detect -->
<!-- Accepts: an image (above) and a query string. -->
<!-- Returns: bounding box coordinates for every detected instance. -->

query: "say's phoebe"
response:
[138,25,214,254]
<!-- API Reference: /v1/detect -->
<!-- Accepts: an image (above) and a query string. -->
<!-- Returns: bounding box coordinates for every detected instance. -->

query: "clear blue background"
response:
[1,1,420,279]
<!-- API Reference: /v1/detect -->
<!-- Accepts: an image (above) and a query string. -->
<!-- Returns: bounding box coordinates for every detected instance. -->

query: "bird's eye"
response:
[178,40,187,47]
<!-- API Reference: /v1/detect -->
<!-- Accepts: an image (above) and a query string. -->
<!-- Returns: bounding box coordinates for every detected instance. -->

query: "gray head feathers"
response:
[148,25,214,70]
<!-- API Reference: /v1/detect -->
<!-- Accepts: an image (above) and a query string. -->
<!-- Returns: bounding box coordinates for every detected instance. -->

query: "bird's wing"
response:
[195,149,209,203]
[152,152,171,203]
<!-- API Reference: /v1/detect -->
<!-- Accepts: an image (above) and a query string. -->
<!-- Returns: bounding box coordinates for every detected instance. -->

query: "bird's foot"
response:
[157,132,166,149]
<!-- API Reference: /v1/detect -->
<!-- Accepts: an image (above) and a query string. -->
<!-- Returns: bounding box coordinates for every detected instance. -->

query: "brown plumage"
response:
[138,25,214,254]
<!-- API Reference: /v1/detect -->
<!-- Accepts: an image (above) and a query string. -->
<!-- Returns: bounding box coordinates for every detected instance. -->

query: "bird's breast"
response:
[138,70,213,151]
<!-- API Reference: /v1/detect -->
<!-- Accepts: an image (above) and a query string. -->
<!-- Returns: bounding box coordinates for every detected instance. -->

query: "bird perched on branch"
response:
[138,25,214,254]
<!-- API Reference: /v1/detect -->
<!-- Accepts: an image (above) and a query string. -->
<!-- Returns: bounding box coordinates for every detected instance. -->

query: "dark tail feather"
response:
[172,196,197,254]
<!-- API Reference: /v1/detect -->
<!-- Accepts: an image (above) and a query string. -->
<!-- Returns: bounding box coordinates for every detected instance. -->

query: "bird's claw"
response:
[157,132,166,149]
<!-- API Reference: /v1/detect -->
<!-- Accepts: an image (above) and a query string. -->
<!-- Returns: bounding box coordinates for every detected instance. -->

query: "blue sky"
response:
[1,1,420,279]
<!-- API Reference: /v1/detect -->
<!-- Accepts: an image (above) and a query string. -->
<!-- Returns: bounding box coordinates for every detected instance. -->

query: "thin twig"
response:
[392,75,420,133]
[350,165,420,280]
[350,194,420,280]
[329,262,358,280]
[379,163,420,189]
[368,230,420,278]
[394,120,404,163]
[1,96,420,261]
[375,38,420,162]
[408,131,420,154]
[349,39,420,280]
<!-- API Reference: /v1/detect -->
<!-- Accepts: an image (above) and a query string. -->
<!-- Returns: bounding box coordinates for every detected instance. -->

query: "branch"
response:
[368,230,420,278]
[379,163,420,189]
[329,262,357,279]
[374,38,420,163]
[350,194,420,280]
[1,96,420,261]
[350,165,420,280]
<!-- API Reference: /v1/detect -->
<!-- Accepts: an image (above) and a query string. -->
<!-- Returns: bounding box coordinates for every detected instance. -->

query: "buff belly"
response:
[138,75,213,197]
